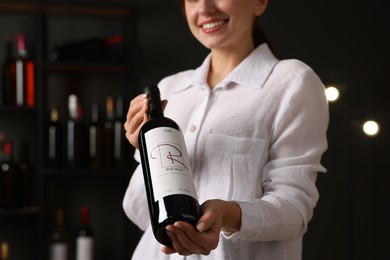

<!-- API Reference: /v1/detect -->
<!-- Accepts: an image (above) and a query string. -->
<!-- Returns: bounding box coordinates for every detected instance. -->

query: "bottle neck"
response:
[3,141,13,161]
[17,35,28,58]
[81,207,90,226]
[105,35,124,46]
[5,37,13,60]
[115,97,123,120]
[1,242,9,260]
[91,103,99,123]
[144,85,164,119]
[106,96,114,121]
[56,208,65,228]
[149,109,164,119]
[68,95,78,120]
[50,107,59,123]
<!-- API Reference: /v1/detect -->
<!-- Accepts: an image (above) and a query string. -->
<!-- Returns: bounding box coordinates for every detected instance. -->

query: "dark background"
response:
[1,0,389,259]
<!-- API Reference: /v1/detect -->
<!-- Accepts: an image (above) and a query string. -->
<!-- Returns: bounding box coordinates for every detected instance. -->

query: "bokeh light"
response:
[325,86,340,102]
[362,120,380,137]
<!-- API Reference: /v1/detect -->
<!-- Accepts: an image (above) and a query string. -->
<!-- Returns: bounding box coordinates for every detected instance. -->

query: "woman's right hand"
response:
[123,93,167,149]
[124,93,149,149]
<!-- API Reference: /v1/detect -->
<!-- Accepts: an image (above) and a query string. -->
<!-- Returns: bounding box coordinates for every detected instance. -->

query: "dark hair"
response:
[176,0,270,48]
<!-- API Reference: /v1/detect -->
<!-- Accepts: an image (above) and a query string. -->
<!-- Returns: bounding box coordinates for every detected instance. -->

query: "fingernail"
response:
[173,222,181,228]
[165,225,173,231]
[197,222,206,232]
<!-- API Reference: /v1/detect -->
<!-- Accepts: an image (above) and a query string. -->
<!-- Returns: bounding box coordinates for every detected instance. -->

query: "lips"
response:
[200,19,228,32]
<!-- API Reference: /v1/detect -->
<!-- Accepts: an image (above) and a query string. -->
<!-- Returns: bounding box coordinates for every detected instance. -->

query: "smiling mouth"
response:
[201,20,228,30]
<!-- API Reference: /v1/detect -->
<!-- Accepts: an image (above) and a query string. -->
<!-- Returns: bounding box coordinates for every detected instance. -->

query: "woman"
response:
[123,0,329,259]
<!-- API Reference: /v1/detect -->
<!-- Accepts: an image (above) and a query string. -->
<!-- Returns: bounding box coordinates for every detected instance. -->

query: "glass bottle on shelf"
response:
[114,96,125,168]
[47,106,62,168]
[89,103,102,169]
[0,242,9,260]
[1,35,13,106]
[75,206,94,260]
[49,35,124,62]
[103,96,114,169]
[49,208,68,260]
[17,141,33,207]
[0,132,5,207]
[66,94,86,168]
[0,140,18,208]
[11,34,35,107]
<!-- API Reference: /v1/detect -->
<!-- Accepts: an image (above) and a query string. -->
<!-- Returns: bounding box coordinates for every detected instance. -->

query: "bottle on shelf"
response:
[66,94,86,168]
[11,34,35,107]
[0,132,5,207]
[47,106,62,168]
[1,35,14,106]
[17,141,33,207]
[49,35,124,62]
[102,96,114,169]
[48,208,68,260]
[0,140,19,208]
[0,241,9,260]
[89,103,102,169]
[138,85,200,247]
[75,206,94,260]
[114,96,125,168]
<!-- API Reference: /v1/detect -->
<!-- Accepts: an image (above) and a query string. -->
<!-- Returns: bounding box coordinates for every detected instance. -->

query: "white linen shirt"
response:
[123,43,329,260]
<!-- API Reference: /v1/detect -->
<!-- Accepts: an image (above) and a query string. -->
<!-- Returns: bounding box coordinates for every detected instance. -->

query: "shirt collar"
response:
[172,43,279,93]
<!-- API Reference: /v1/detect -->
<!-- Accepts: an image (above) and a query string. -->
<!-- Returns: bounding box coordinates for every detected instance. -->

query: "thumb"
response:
[196,210,213,232]
[197,221,207,232]
[161,99,168,111]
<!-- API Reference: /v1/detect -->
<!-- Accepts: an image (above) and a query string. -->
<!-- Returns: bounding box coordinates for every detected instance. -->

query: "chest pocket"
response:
[201,133,267,201]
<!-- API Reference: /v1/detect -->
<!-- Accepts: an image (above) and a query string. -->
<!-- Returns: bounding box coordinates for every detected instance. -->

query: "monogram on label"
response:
[150,142,189,171]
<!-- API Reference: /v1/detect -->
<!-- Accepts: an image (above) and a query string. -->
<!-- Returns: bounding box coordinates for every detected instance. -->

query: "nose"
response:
[199,0,216,15]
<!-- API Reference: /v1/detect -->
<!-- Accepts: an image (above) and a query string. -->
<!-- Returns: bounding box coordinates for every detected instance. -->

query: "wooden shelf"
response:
[0,2,39,14]
[0,2,131,18]
[43,4,132,18]
[0,106,37,113]
[0,205,40,216]
[42,168,131,178]
[45,62,131,74]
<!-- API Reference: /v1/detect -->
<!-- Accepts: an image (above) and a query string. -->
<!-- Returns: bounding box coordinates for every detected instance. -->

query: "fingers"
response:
[123,94,148,149]
[164,222,211,256]
[124,93,169,149]
[160,244,177,255]
[166,228,193,256]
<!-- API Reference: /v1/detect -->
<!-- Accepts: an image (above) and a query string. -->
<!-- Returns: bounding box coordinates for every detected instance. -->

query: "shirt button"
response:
[188,125,196,132]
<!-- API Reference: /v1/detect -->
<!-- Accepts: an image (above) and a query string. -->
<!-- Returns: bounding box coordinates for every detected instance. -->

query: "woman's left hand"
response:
[161,199,241,256]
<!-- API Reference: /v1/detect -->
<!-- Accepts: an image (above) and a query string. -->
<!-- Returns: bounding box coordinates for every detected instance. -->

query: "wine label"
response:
[76,237,93,260]
[50,243,68,260]
[145,127,198,202]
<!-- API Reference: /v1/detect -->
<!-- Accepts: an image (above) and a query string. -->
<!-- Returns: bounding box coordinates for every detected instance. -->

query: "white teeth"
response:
[202,20,225,29]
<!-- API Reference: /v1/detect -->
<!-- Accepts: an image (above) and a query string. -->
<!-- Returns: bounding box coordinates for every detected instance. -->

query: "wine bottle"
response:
[11,34,35,107]
[47,106,62,168]
[49,208,68,260]
[0,241,9,260]
[138,85,200,247]
[89,103,102,169]
[66,94,86,168]
[0,133,6,207]
[17,142,33,207]
[49,35,124,62]
[75,206,94,260]
[1,35,13,106]
[113,97,125,168]
[102,96,114,169]
[0,140,18,208]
